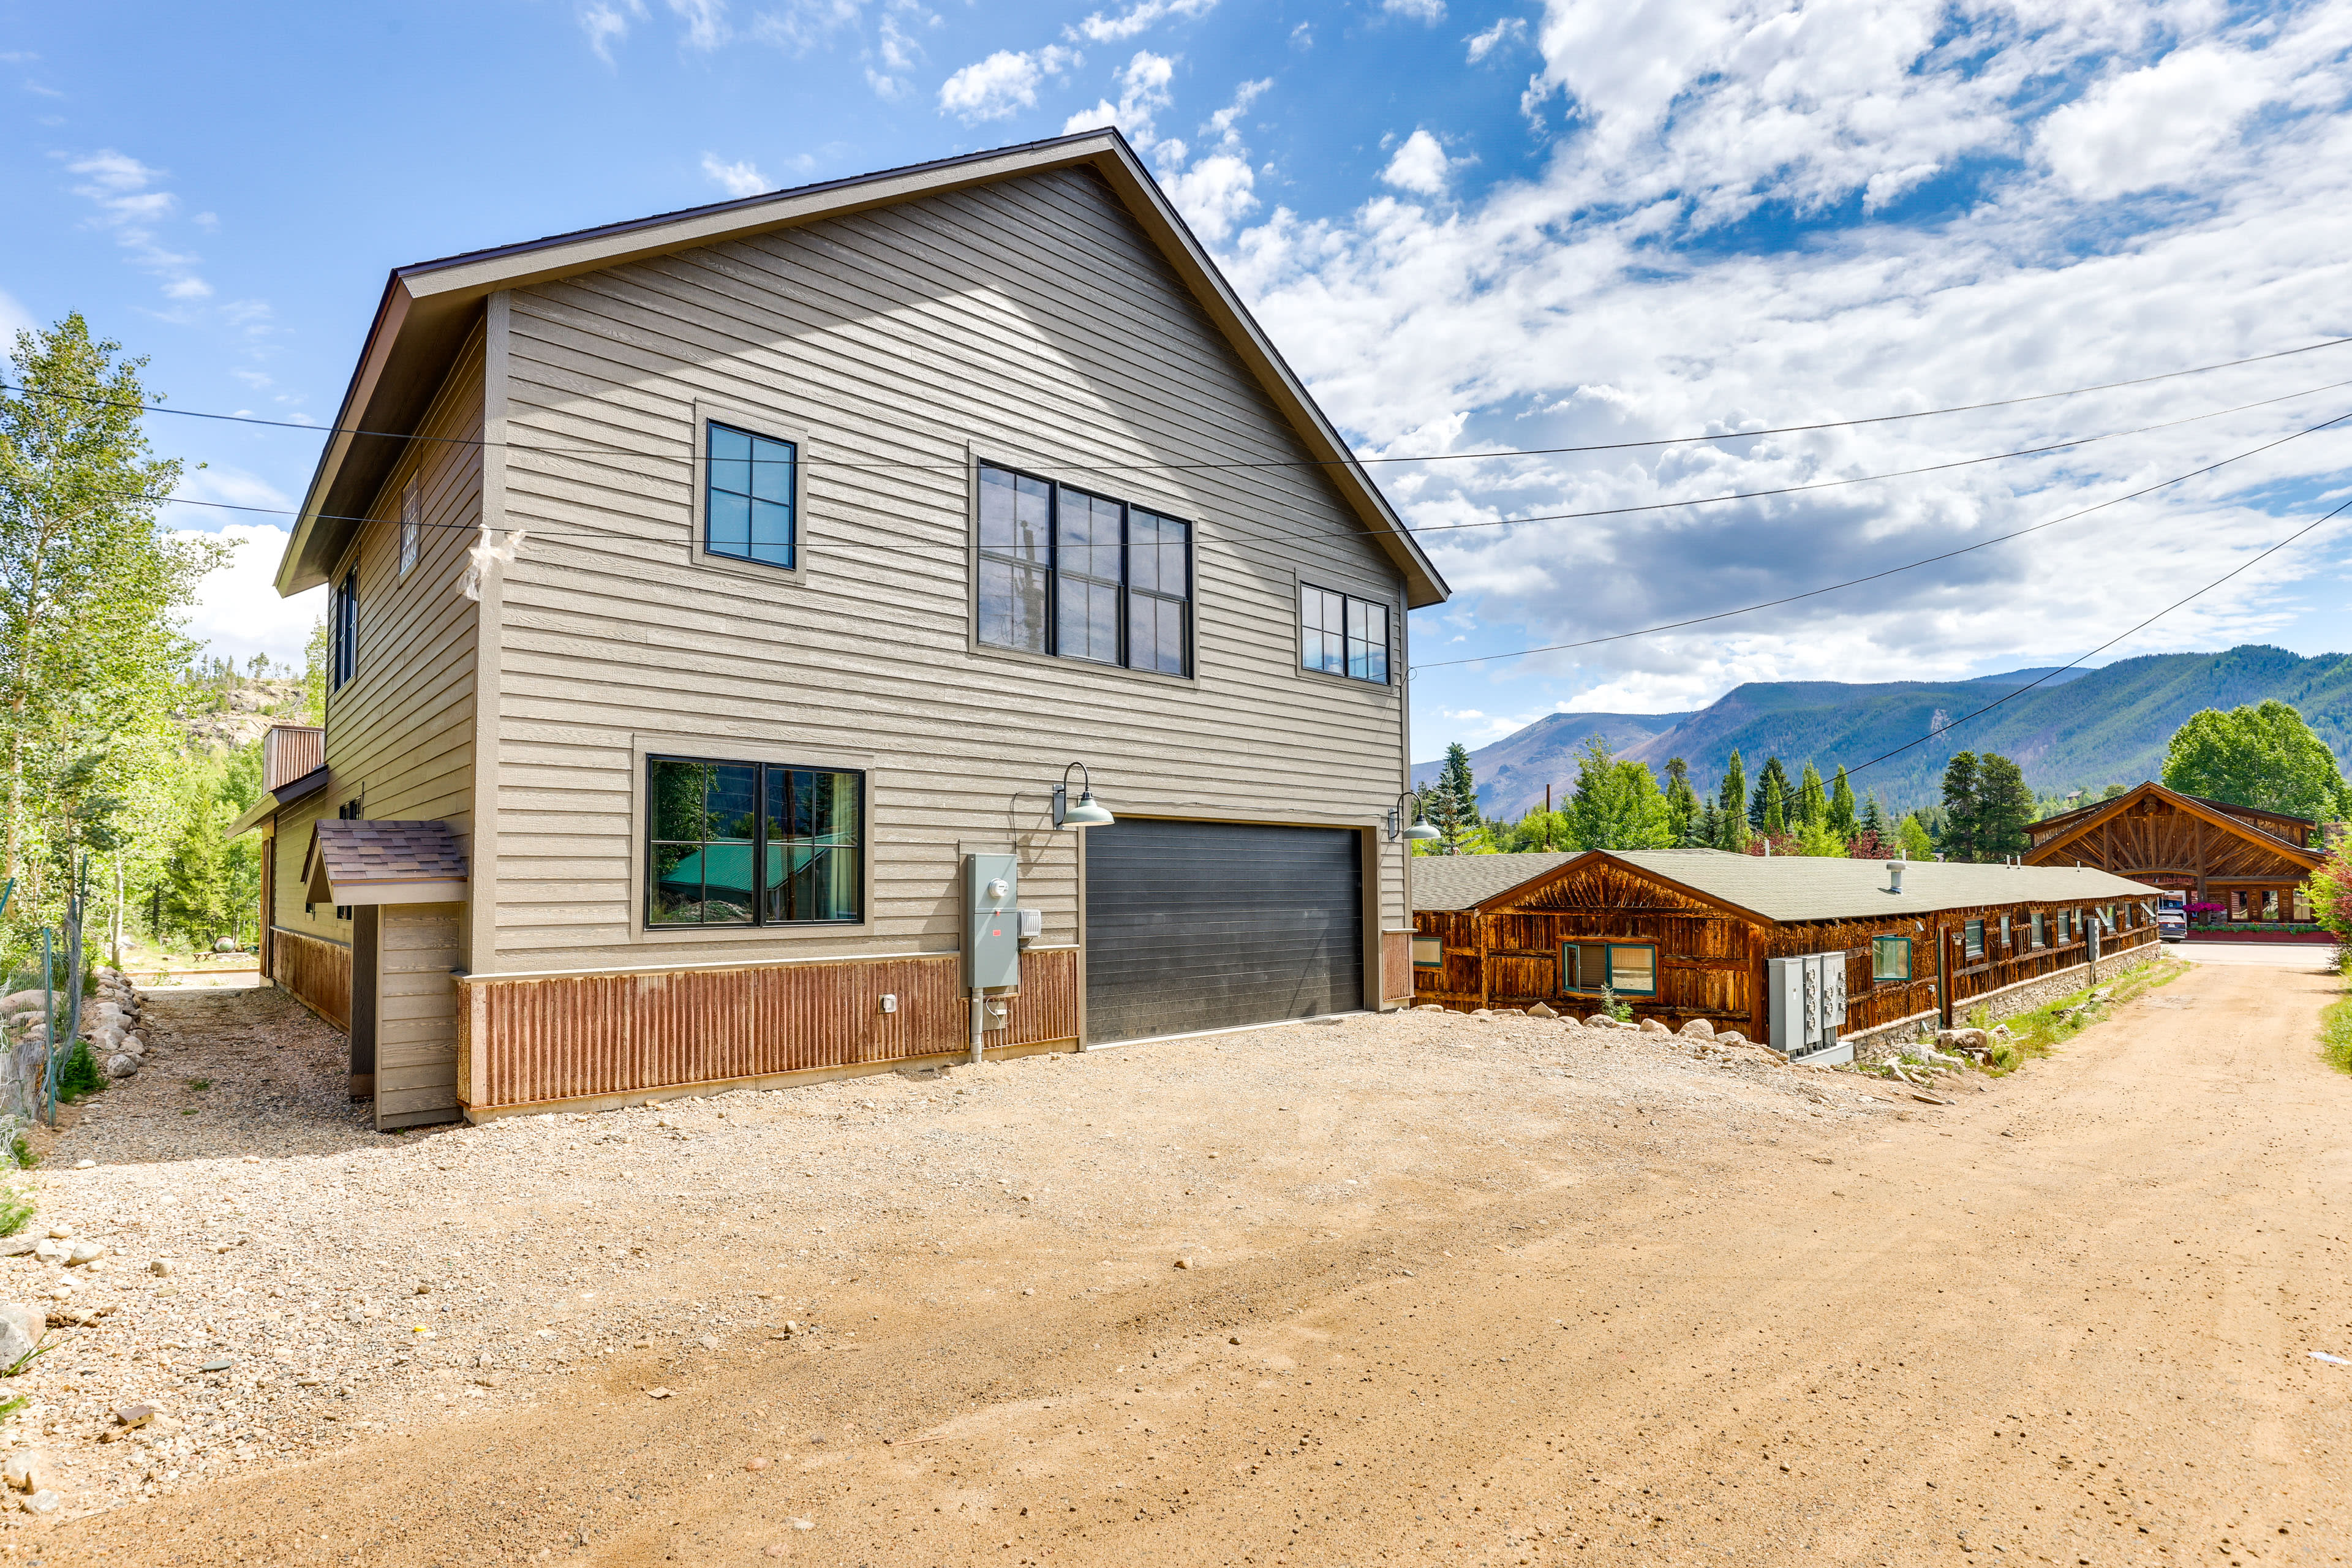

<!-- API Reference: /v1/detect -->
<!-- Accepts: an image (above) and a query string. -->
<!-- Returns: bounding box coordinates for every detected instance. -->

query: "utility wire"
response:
[1411,408,2352,672]
[1840,491,2352,780]
[20,377,2350,560]
[3,332,2348,474]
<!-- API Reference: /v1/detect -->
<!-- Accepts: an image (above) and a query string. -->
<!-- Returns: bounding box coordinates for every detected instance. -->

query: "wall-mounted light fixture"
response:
[1053,761,1115,830]
[1387,791,1441,842]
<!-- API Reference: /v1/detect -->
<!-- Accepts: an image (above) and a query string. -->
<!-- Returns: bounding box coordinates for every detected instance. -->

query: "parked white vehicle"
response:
[2157,893,2187,941]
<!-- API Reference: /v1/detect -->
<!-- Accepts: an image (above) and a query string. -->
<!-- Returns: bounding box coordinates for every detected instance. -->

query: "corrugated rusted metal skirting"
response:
[456,946,1080,1112]
[270,927,352,1033]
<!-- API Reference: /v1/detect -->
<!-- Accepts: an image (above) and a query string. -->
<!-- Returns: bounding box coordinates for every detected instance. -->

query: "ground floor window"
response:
[1962,919,1985,960]
[1411,935,1442,968]
[2294,887,2313,922]
[647,756,863,927]
[1561,941,1656,996]
[1871,935,1910,981]
[2029,911,2045,948]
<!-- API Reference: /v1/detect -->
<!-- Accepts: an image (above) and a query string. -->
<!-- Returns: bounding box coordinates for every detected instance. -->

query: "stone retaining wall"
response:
[1842,948,2157,1065]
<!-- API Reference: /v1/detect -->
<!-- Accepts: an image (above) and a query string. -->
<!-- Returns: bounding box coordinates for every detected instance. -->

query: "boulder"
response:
[1679,1018,1716,1039]
[0,1303,40,1370]
[1638,1018,1673,1035]
[0,992,43,1016]
[106,1054,140,1080]
[1526,1003,1558,1019]
[65,1240,106,1267]
[1715,1030,1751,1048]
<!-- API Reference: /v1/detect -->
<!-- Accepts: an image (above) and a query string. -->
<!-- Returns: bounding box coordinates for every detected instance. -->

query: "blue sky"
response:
[6,0,2351,762]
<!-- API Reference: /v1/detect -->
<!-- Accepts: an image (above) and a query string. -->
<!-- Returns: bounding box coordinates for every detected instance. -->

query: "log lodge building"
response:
[2021,781,2324,923]
[1412,848,2160,1054]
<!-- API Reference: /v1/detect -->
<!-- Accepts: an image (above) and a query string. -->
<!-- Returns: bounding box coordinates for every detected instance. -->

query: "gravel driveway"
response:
[0,982,1918,1538]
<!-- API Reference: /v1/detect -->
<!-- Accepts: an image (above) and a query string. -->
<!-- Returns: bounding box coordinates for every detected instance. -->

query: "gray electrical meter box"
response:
[1766,951,1851,1066]
[965,853,1020,990]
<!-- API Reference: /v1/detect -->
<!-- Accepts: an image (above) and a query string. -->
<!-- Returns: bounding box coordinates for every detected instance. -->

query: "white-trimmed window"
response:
[398,478,421,576]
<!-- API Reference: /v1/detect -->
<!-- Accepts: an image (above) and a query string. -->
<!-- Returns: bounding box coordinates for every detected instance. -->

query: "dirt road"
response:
[41,958,2351,1567]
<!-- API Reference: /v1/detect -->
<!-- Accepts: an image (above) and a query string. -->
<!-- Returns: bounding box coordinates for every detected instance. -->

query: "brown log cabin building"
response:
[1411,848,2162,1057]
[2021,781,2324,923]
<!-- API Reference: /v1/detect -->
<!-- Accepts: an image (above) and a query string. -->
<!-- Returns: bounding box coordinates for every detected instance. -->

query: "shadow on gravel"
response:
[43,984,438,1168]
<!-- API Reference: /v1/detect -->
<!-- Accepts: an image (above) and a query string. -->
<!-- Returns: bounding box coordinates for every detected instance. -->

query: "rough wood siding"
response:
[1414,861,2165,1040]
[376,903,463,1128]
[321,327,484,946]
[487,167,1409,973]
[458,945,1079,1110]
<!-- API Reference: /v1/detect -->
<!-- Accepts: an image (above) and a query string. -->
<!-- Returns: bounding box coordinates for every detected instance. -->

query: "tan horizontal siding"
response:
[488,166,1408,971]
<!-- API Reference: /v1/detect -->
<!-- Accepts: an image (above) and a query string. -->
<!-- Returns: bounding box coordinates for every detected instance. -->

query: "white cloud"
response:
[1061,48,1175,146]
[939,44,1075,122]
[1384,0,1446,20]
[1465,15,1526,62]
[1381,129,1455,195]
[752,0,865,52]
[63,148,217,303]
[578,0,646,61]
[1067,0,1216,45]
[666,0,729,50]
[700,152,769,196]
[175,518,327,668]
[1201,0,2352,728]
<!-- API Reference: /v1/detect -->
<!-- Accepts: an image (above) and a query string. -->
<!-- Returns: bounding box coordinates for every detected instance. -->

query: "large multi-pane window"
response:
[706,421,798,570]
[976,462,1191,676]
[1559,941,1656,996]
[1300,584,1391,684]
[646,756,862,927]
[1871,935,1911,981]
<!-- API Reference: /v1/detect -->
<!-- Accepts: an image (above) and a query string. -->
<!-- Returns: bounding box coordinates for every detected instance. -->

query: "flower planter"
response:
[2183,927,2332,944]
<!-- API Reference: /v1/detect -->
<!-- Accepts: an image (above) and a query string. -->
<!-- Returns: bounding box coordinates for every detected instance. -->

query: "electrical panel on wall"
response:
[965,853,1020,990]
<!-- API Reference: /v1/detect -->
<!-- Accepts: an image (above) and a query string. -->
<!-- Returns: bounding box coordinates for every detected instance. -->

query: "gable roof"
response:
[2024,780,2322,865]
[274,130,1449,609]
[1509,850,2156,925]
[1412,851,1586,911]
[303,820,470,906]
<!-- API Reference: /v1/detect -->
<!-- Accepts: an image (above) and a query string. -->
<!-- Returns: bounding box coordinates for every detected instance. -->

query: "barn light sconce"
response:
[1053,761,1115,829]
[1388,792,1441,842]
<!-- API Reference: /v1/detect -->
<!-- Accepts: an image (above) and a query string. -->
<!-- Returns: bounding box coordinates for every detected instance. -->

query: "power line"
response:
[21,375,2350,561]
[3,331,2348,475]
[1412,407,2352,670]
[1841,491,2352,780]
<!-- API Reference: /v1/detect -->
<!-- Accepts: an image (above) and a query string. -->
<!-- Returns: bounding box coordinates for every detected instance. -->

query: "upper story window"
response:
[975,462,1191,677]
[646,756,862,927]
[1300,584,1391,684]
[706,421,798,571]
[330,569,358,692]
[398,478,420,577]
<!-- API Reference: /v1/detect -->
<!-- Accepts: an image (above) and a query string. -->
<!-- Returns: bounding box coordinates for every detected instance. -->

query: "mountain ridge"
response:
[1415,646,2352,819]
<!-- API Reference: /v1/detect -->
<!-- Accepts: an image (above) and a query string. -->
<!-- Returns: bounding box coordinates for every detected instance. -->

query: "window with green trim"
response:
[1871,935,1911,981]
[1559,941,1656,996]
[1411,935,1443,968]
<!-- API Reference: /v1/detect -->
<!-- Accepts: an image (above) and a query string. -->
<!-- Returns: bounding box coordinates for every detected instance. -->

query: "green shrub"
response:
[8,1137,31,1170]
[0,1188,32,1238]
[2324,954,2352,1077]
[55,1040,108,1103]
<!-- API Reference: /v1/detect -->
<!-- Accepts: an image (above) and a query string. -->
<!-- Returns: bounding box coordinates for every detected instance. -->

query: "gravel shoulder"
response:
[5,962,2343,1566]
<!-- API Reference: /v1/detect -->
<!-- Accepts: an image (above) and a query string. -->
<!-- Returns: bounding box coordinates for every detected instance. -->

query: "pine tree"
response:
[1422,743,1483,855]
[1759,771,1787,840]
[1827,766,1858,838]
[1717,752,1749,850]
[1940,752,1983,862]
[1859,790,1887,835]
[1975,753,2035,860]
[1662,757,1700,845]
[1698,799,1723,850]
[1795,762,1827,829]
[1748,756,1792,831]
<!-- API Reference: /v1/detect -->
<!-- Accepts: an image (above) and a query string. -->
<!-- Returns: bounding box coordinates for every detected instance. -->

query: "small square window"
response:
[1411,935,1442,968]
[1300,582,1392,685]
[1871,935,1910,981]
[706,421,797,570]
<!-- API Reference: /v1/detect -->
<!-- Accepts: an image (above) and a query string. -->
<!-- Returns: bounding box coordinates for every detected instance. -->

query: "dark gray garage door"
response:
[1084,820,1362,1046]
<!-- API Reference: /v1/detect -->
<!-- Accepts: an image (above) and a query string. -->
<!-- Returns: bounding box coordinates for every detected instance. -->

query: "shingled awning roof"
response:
[304,820,468,907]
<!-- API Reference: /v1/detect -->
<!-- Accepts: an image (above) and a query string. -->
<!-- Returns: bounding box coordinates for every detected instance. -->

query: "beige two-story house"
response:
[232,130,1448,1127]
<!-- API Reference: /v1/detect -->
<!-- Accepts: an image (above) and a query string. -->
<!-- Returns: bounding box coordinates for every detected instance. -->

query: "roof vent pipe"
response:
[1887,861,1905,895]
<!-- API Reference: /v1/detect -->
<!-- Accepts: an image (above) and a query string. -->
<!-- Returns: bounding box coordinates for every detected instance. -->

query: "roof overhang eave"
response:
[272,129,1451,608]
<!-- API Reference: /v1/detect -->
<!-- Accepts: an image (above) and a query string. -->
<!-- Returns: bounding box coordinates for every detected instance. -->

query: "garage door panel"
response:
[1085,820,1361,1045]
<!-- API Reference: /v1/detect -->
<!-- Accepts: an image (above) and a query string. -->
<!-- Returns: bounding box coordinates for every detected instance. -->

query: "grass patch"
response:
[55,1040,107,1104]
[1975,954,2191,1075]
[2323,954,2352,1077]
[0,1188,33,1240]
